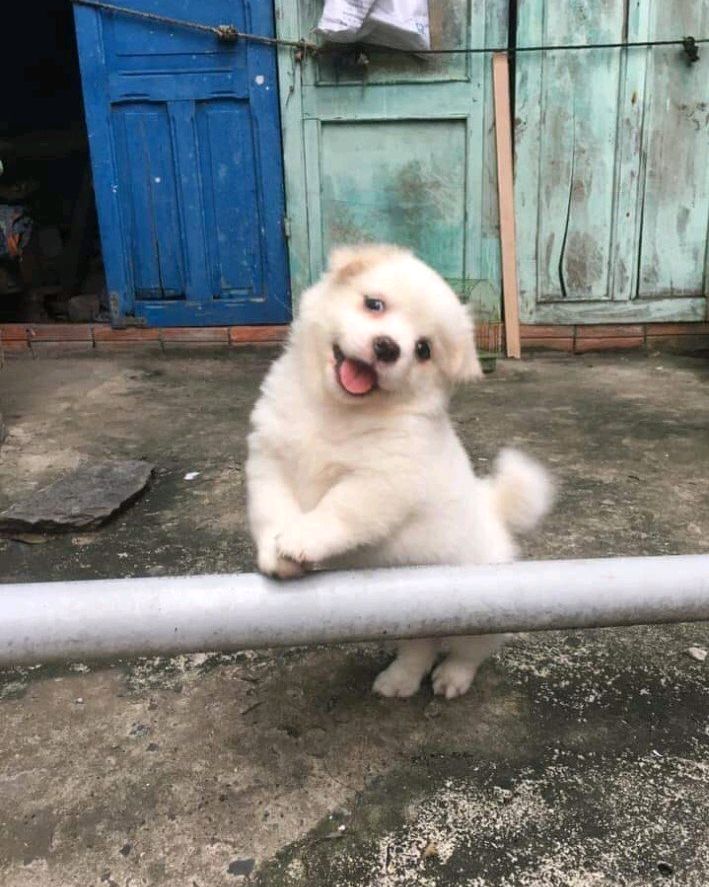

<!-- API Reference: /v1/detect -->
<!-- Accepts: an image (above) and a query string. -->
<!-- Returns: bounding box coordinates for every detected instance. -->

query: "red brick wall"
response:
[1,322,707,360]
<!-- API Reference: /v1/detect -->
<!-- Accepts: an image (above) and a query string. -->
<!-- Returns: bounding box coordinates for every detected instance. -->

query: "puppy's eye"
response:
[364,296,385,312]
[415,338,432,361]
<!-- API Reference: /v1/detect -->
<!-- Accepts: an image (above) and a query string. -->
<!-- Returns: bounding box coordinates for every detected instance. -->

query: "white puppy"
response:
[246,245,553,699]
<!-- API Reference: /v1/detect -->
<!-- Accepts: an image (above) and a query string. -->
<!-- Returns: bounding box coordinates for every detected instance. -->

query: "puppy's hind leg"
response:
[432,634,509,700]
[372,639,438,699]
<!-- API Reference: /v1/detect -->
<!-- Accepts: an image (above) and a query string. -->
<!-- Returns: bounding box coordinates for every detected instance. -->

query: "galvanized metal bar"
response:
[1,555,708,667]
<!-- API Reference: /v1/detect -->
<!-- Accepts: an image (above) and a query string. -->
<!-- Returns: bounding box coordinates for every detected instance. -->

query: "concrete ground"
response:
[0,348,707,887]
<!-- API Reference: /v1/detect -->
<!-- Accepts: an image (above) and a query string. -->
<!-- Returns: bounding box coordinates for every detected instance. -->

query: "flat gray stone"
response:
[0,459,153,533]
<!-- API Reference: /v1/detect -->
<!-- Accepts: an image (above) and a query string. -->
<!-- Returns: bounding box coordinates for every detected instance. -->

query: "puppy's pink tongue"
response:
[338,358,377,395]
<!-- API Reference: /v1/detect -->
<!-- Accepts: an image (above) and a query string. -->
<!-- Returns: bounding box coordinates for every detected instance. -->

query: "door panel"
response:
[196,101,262,299]
[115,103,185,298]
[515,0,626,312]
[320,119,467,277]
[636,1,709,300]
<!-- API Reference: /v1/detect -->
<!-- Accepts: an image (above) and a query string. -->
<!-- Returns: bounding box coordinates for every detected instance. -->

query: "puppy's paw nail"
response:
[372,663,422,698]
[258,535,307,579]
[432,661,476,699]
[273,556,306,580]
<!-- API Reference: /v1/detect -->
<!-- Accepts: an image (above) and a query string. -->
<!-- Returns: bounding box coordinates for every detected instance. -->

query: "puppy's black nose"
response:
[373,336,401,364]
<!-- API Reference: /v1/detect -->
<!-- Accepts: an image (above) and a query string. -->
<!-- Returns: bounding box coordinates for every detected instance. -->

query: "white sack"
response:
[317,0,430,52]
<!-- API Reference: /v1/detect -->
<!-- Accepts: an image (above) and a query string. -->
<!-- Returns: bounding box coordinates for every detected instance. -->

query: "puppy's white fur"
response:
[246,245,553,699]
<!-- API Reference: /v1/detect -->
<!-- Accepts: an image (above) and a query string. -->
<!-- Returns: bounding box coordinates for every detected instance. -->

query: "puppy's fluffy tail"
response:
[491,448,554,534]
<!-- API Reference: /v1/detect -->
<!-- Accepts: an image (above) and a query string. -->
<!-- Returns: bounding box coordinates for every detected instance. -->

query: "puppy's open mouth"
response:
[333,344,378,396]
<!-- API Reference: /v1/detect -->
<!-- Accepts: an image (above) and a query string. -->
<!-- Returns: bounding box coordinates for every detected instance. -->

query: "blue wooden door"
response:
[73,0,291,327]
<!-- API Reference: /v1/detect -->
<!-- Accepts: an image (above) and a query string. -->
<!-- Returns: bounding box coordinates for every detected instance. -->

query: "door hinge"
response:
[283,216,291,239]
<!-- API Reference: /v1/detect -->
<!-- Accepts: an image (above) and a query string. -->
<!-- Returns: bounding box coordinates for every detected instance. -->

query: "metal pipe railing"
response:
[1,555,708,667]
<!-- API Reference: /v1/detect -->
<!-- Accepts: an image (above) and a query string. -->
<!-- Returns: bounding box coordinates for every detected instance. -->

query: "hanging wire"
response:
[373,37,705,56]
[70,0,315,51]
[70,0,705,61]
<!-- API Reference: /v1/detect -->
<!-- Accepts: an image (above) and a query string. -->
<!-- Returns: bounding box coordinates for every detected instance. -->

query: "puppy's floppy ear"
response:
[328,246,359,276]
[327,245,375,283]
[443,309,483,383]
[327,244,408,284]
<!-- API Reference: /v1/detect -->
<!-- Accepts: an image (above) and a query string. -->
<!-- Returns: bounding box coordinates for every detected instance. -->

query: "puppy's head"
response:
[293,244,482,407]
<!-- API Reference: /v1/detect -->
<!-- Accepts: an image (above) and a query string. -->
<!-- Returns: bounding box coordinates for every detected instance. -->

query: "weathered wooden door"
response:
[73,0,291,327]
[276,0,507,312]
[515,0,708,324]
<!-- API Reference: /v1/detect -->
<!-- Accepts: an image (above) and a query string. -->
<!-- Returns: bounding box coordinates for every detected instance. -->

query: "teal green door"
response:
[515,0,708,324]
[275,0,507,314]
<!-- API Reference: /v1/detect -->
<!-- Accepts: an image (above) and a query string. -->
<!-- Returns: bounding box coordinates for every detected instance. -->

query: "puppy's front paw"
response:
[273,556,307,580]
[276,522,323,567]
[432,659,477,699]
[372,660,423,699]
[257,538,307,580]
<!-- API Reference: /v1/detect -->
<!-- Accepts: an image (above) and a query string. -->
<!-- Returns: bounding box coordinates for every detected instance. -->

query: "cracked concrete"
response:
[0,349,707,886]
